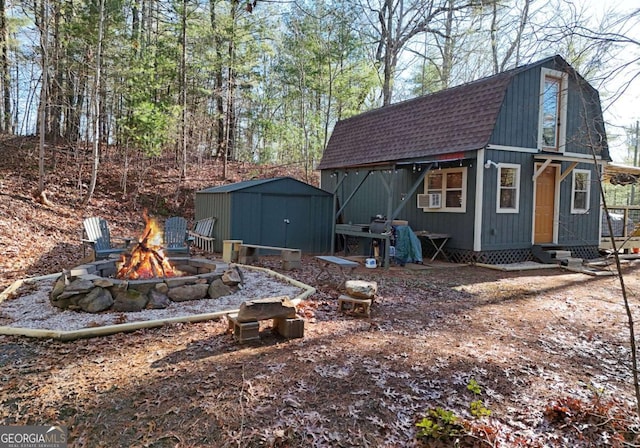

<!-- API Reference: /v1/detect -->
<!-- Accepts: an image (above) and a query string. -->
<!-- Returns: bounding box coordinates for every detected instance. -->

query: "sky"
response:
[585,1,640,162]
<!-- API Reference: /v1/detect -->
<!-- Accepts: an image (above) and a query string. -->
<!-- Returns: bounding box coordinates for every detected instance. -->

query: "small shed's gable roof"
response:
[318,55,574,170]
[197,177,330,196]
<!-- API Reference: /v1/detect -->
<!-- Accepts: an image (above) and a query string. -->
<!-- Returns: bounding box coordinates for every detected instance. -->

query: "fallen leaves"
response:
[3,136,640,446]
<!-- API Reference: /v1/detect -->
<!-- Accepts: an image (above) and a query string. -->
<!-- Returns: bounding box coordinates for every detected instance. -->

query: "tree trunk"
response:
[180,0,187,178]
[64,67,83,143]
[380,0,393,106]
[0,0,12,134]
[210,0,225,158]
[440,0,454,88]
[49,0,61,143]
[491,0,530,74]
[37,0,49,196]
[223,1,239,178]
[83,0,105,205]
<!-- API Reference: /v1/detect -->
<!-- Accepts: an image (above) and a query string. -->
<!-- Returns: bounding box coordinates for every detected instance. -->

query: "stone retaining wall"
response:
[50,257,236,313]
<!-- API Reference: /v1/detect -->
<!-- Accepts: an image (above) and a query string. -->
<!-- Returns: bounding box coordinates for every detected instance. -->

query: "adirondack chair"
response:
[82,217,133,260]
[164,216,191,256]
[188,217,216,252]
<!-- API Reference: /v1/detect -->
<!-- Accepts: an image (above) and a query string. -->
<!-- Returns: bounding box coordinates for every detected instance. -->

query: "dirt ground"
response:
[2,257,640,447]
[2,136,640,446]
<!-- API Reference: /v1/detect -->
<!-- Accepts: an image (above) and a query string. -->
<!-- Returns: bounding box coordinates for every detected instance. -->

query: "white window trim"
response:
[496,163,520,214]
[538,67,568,153]
[571,169,591,214]
[423,167,467,213]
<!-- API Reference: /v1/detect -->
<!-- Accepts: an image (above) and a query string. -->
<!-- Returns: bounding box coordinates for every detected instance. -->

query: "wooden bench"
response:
[315,255,359,289]
[238,244,302,270]
[188,217,216,252]
[227,296,301,343]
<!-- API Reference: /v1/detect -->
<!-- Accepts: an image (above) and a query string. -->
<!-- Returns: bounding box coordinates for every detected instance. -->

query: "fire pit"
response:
[50,256,233,313]
[50,213,237,313]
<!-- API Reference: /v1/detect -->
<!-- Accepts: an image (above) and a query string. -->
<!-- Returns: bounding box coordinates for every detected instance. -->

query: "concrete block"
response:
[223,240,243,263]
[238,246,258,264]
[281,260,302,271]
[338,295,372,317]
[282,250,302,261]
[551,250,572,259]
[228,314,260,343]
[564,257,584,268]
[274,317,304,338]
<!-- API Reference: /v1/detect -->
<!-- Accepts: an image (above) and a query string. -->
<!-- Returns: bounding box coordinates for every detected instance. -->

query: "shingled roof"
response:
[318,66,522,170]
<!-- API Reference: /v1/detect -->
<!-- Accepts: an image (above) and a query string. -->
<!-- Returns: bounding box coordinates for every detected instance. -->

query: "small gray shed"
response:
[195,177,333,254]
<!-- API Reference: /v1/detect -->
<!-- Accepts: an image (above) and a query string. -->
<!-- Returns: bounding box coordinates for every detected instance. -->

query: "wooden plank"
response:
[240,244,301,253]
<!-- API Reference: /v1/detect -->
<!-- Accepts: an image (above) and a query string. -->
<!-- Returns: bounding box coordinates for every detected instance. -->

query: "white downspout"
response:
[474,149,486,252]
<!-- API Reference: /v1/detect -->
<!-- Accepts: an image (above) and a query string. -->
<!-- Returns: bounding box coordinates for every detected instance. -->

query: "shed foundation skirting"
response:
[446,245,601,265]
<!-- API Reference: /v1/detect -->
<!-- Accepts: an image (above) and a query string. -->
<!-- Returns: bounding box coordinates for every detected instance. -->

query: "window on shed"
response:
[497,164,520,213]
[571,169,590,213]
[539,68,568,152]
[423,167,467,213]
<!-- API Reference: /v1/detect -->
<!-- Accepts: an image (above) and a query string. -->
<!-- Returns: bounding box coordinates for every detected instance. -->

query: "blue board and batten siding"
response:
[490,66,540,149]
[322,155,600,256]
[492,59,605,156]
[195,177,333,253]
[486,58,604,250]
[480,150,534,250]
[556,162,601,246]
[321,166,477,251]
[319,56,608,263]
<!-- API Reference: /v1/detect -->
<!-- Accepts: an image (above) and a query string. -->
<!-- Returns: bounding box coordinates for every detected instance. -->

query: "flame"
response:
[116,211,183,279]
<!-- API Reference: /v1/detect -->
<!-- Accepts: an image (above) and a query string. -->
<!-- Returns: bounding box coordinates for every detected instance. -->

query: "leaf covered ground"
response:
[1,136,640,447]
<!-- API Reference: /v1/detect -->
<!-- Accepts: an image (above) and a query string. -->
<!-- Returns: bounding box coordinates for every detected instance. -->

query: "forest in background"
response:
[0,0,639,201]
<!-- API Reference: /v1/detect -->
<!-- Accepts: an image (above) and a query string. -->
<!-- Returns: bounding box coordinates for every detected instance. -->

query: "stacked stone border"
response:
[50,257,232,312]
[0,259,316,341]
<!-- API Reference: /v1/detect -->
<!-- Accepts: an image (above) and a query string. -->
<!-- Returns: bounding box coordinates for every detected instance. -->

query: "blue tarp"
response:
[393,225,423,265]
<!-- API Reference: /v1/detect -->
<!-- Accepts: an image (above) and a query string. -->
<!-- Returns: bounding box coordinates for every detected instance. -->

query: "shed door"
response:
[260,195,310,249]
[534,164,557,244]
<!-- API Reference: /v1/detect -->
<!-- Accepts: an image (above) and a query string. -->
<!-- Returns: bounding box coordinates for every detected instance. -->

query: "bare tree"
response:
[490,0,532,73]
[0,0,11,133]
[560,5,640,417]
[590,123,640,417]
[36,0,49,198]
[179,0,187,179]
[83,0,106,205]
[360,0,486,105]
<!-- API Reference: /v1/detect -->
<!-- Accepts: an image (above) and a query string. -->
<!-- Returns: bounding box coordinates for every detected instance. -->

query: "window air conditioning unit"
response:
[417,193,441,209]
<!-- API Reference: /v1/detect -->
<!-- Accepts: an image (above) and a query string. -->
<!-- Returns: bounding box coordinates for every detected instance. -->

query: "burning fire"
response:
[116,211,183,280]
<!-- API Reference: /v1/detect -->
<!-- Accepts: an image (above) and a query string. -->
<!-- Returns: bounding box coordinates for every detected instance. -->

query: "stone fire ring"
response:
[0,257,316,341]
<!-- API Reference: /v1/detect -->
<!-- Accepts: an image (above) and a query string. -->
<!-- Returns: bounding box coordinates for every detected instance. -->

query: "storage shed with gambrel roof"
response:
[318,55,611,265]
